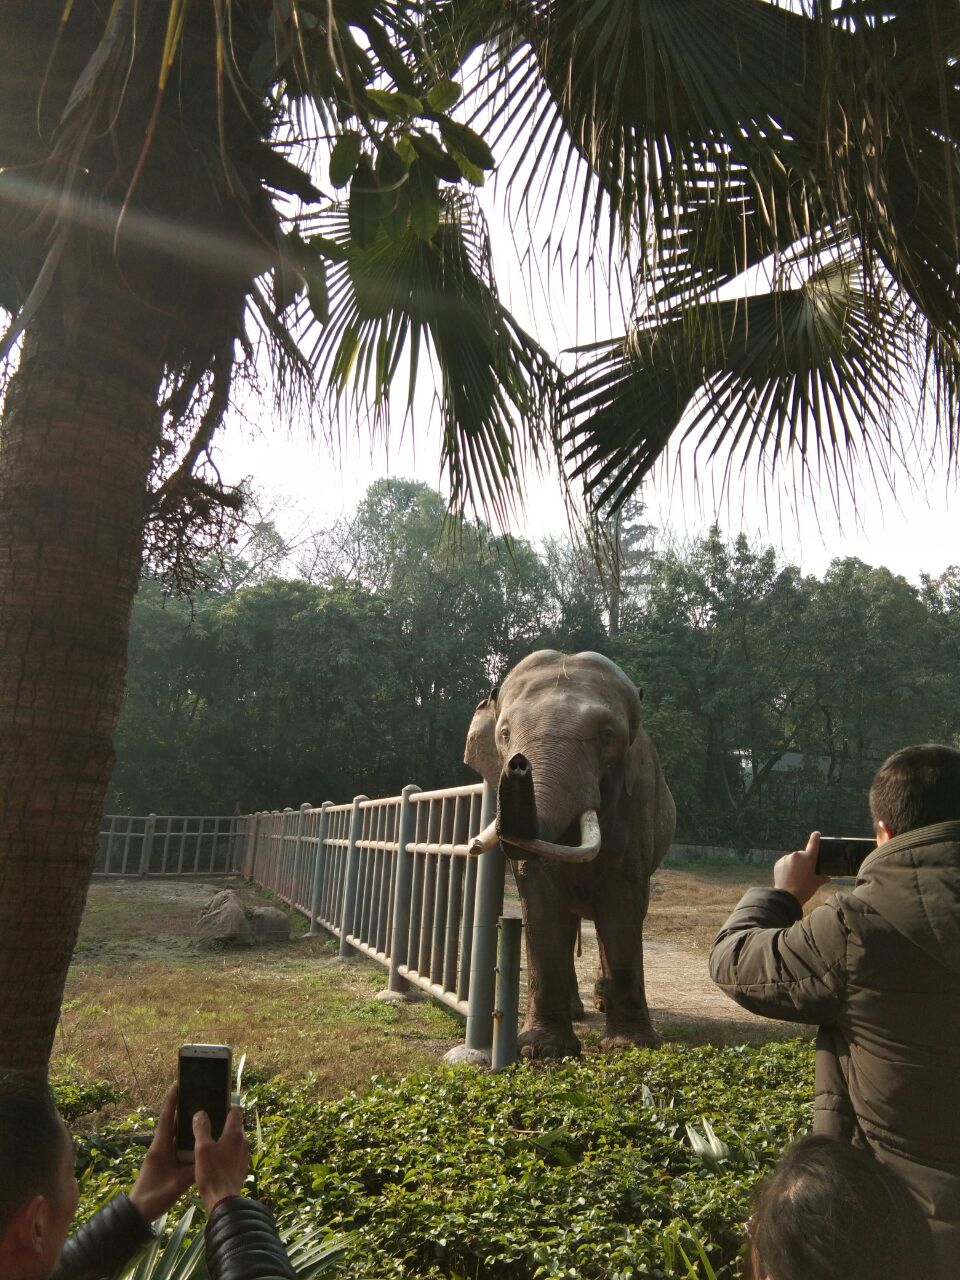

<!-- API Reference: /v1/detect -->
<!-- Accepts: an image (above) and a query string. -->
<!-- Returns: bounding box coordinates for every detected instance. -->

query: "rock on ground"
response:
[197,889,252,947]
[250,905,291,944]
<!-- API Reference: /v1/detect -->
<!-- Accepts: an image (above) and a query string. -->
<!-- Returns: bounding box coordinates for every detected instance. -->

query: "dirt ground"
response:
[502,863,829,1046]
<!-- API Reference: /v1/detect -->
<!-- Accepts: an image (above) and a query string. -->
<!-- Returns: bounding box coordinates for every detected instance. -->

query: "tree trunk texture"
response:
[0,282,164,1073]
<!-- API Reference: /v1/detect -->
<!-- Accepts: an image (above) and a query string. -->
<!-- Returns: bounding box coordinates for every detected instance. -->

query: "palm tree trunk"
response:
[0,280,164,1073]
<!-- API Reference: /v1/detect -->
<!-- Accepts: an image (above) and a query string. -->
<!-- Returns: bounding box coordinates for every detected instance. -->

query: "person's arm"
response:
[51,1086,195,1280]
[49,1195,155,1280]
[709,832,848,1024]
[193,1107,296,1280]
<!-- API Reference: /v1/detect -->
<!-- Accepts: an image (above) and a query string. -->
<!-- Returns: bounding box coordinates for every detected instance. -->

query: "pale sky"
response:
[219,417,958,584]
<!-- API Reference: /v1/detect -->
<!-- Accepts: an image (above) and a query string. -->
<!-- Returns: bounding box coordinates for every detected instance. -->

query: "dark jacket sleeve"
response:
[50,1194,154,1280]
[205,1196,297,1280]
[708,887,848,1024]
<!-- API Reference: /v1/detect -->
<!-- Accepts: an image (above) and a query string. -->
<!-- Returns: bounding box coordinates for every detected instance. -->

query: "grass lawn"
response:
[56,875,463,1116]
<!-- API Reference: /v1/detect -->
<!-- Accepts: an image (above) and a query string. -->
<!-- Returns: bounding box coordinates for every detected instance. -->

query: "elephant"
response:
[464,649,676,1058]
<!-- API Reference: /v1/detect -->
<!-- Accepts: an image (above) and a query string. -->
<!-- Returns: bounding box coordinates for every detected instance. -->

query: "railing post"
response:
[230,814,245,874]
[338,795,367,957]
[269,810,280,886]
[248,812,260,881]
[139,814,156,877]
[309,802,333,935]
[291,802,311,911]
[244,813,260,879]
[104,815,118,874]
[382,784,420,996]
[446,781,505,1064]
[491,916,522,1070]
[258,811,269,883]
[279,807,293,899]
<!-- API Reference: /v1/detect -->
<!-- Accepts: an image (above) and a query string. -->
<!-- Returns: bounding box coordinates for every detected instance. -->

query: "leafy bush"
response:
[73,1040,814,1279]
[52,1071,123,1121]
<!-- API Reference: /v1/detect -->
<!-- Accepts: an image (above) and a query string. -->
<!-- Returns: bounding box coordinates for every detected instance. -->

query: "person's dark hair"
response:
[748,1135,935,1280]
[0,1073,66,1233]
[869,743,960,835]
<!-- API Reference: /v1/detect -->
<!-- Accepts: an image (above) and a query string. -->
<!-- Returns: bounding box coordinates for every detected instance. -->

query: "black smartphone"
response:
[176,1043,232,1162]
[815,837,876,878]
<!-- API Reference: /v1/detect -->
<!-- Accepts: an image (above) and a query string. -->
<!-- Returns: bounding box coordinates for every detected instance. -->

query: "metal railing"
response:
[96,783,521,1064]
[96,814,244,876]
[239,782,518,1064]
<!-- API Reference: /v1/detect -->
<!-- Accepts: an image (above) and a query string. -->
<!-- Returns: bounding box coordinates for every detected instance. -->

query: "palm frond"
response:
[461,0,829,266]
[564,253,922,510]
[294,190,559,523]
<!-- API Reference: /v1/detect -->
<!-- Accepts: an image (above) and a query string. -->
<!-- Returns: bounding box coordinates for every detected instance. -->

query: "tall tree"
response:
[616,528,816,844]
[0,2,551,1072]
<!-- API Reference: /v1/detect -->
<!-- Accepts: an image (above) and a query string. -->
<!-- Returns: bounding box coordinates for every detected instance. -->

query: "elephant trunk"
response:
[466,751,602,864]
[497,753,538,845]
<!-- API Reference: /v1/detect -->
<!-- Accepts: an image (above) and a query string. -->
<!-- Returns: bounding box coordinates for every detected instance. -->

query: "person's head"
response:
[747,1135,935,1280]
[869,743,960,839]
[0,1074,78,1280]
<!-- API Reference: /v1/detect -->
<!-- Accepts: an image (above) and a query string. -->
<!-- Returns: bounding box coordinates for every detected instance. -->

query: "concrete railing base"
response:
[374,987,423,1005]
[443,1044,491,1067]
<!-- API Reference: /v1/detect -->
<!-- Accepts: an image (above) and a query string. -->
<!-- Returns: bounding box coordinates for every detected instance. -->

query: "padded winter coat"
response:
[709,819,960,1277]
[50,1192,296,1280]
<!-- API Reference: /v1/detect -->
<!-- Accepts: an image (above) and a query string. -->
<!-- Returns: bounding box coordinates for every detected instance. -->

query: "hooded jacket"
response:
[709,820,960,1275]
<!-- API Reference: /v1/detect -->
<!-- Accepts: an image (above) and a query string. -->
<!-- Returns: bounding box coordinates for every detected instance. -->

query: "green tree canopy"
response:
[112,488,960,853]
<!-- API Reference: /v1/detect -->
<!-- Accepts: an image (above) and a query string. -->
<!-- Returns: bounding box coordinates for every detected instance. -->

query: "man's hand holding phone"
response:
[774,830,831,907]
[192,1105,250,1211]
[128,1085,197,1222]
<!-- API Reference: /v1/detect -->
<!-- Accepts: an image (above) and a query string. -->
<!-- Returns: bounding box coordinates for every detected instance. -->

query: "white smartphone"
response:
[176,1043,232,1163]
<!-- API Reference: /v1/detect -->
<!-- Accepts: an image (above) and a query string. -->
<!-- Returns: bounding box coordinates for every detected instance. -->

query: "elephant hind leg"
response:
[593,969,606,1013]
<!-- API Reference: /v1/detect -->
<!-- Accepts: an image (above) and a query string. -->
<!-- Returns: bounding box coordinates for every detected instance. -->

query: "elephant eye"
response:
[598,727,616,746]
[499,725,511,743]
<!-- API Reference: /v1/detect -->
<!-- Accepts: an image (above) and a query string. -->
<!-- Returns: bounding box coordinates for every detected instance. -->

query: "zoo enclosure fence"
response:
[96,783,521,1067]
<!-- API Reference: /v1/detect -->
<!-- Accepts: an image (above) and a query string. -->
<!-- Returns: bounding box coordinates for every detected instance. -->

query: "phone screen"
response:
[815,837,876,878]
[176,1050,231,1153]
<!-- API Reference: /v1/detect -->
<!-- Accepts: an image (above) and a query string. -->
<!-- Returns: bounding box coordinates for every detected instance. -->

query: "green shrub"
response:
[52,1071,123,1121]
[73,1040,814,1280]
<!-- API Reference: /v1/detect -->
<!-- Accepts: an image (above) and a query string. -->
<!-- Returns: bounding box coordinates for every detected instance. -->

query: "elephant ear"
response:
[623,685,647,798]
[623,730,649,798]
[464,687,500,785]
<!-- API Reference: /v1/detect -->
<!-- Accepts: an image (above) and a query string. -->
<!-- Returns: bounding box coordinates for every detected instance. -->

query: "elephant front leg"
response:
[513,860,581,1059]
[593,879,660,1051]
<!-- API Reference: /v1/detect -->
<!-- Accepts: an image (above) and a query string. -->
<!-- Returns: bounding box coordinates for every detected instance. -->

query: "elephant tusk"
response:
[468,819,501,855]
[498,810,601,864]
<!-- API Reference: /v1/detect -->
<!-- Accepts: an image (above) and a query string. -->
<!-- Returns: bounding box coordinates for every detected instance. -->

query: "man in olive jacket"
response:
[709,743,960,1277]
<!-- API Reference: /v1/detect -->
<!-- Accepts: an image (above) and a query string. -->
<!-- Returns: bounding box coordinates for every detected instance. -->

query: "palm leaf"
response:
[294,191,559,523]
[564,253,921,509]
[459,0,829,264]
[112,1206,205,1280]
